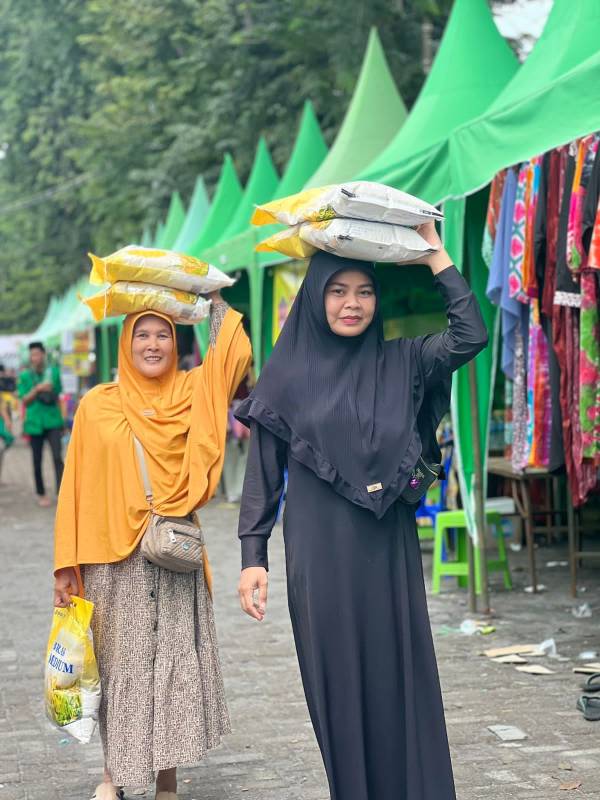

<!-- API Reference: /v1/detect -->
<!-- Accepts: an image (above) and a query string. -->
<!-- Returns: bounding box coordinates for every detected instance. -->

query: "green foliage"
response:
[0,0,451,333]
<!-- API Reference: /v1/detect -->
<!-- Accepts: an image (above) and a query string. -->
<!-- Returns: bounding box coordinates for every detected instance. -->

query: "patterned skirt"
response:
[82,547,230,788]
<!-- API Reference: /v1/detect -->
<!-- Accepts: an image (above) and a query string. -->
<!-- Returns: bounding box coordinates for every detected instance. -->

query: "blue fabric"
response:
[485,168,523,379]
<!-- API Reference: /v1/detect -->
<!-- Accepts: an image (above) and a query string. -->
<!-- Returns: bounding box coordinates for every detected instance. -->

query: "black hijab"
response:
[236,251,449,519]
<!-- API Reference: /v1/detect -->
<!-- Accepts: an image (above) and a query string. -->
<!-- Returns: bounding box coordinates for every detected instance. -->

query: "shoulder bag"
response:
[133,436,204,572]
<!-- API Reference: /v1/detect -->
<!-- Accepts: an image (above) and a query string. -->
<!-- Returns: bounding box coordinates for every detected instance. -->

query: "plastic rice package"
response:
[45,596,101,744]
[83,281,212,324]
[89,245,235,294]
[256,225,318,259]
[257,219,437,263]
[252,181,443,228]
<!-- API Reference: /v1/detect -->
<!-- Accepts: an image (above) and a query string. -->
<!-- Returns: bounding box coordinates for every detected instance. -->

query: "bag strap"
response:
[133,436,154,508]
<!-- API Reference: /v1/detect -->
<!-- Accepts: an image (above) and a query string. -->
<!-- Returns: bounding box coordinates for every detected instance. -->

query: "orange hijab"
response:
[54,308,251,581]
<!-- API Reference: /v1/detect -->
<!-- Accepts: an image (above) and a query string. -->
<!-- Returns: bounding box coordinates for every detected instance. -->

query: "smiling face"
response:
[324,269,377,337]
[131,314,175,378]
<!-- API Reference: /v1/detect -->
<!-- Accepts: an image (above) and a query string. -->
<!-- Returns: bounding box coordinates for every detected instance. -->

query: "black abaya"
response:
[238,265,487,800]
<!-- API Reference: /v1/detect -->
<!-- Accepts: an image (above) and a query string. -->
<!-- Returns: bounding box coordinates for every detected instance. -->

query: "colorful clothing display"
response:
[484,132,600,505]
[482,169,507,268]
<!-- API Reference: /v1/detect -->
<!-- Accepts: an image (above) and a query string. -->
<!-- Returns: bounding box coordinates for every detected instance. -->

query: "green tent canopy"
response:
[200,107,329,368]
[305,28,407,188]
[445,0,600,550]
[216,137,279,245]
[172,176,210,253]
[153,220,165,247]
[140,226,152,247]
[271,101,328,201]
[155,191,186,249]
[450,0,600,198]
[187,154,243,257]
[360,0,517,203]
[257,99,329,268]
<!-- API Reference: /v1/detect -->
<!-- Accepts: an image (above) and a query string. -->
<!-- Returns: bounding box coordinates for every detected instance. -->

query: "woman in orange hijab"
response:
[53,294,251,800]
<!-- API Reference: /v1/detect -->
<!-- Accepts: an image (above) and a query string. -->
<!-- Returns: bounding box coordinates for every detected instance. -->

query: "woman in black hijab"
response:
[235,222,487,800]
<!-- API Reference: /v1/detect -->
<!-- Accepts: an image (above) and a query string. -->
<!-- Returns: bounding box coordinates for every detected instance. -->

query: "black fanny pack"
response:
[399,456,442,505]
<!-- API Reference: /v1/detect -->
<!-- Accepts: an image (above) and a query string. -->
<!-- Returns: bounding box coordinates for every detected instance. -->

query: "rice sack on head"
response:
[252,182,443,228]
[257,218,437,263]
[89,245,235,294]
[83,281,212,324]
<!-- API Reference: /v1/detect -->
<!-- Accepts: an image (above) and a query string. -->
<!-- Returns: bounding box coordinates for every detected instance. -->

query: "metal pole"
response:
[467,530,477,613]
[468,359,491,614]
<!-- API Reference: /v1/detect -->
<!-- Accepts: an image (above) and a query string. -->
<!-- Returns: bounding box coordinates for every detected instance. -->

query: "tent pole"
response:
[467,532,477,613]
[468,359,490,614]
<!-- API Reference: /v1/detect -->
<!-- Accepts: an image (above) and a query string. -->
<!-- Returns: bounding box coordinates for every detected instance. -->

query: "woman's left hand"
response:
[206,290,224,304]
[414,221,453,274]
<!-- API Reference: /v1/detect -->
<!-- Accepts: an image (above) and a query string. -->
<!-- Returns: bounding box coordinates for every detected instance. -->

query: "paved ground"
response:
[1,439,599,800]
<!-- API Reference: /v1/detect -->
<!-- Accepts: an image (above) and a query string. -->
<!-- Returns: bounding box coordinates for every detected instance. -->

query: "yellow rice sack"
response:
[45,596,101,744]
[256,225,318,259]
[257,219,437,263]
[252,182,443,228]
[83,281,212,324]
[89,245,235,294]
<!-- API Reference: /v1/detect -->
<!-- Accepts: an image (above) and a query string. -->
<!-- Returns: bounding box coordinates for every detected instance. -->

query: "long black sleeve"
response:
[238,421,287,570]
[414,265,488,387]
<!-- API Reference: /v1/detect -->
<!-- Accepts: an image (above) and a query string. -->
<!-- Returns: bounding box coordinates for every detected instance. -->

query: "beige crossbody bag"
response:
[133,436,204,573]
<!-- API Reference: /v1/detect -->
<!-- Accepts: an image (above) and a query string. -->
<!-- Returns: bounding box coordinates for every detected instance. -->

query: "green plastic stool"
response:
[431,510,512,594]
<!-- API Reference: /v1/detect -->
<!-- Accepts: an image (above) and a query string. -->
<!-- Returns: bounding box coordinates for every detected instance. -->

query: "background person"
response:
[17,342,64,507]
[236,223,488,800]
[0,380,14,484]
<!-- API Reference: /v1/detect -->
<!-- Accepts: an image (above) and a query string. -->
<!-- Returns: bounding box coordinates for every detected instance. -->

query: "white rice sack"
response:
[252,182,443,228]
[298,219,437,263]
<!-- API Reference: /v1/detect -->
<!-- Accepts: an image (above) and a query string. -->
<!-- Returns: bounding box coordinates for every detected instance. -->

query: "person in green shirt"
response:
[18,341,64,507]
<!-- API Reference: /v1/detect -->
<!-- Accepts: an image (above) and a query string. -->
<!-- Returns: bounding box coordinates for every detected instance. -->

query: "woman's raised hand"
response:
[414,221,453,274]
[54,567,78,607]
[238,567,268,621]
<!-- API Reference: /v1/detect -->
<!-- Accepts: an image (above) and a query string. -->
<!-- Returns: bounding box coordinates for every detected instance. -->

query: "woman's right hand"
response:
[54,567,78,607]
[238,567,268,621]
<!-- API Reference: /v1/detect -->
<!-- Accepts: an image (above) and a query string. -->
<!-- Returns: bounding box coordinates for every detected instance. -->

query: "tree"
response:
[0,0,452,333]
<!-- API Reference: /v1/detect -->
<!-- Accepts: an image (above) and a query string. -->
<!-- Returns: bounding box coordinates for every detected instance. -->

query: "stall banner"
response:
[272,262,307,344]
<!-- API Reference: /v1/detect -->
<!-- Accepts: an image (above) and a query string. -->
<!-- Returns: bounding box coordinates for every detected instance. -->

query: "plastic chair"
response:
[431,510,512,594]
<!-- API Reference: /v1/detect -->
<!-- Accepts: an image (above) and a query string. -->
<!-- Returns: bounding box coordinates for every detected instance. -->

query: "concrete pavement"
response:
[1,439,599,800]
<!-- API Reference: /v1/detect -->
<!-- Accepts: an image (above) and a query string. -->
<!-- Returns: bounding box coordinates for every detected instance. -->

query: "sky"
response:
[492,0,554,59]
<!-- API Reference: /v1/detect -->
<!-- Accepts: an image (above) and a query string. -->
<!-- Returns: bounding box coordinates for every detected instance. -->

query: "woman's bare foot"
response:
[37,495,52,507]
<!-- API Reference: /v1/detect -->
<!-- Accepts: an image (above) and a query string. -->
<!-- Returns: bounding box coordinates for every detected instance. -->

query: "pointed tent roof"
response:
[486,0,599,115]
[255,101,329,268]
[450,0,600,197]
[272,101,327,200]
[172,176,210,253]
[305,28,407,188]
[217,137,279,243]
[153,220,165,246]
[140,226,152,247]
[156,191,186,249]
[187,154,243,257]
[202,103,329,270]
[361,0,517,189]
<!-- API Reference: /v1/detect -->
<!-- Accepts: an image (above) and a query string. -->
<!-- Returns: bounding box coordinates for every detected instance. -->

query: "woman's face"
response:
[324,269,376,337]
[131,315,175,378]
